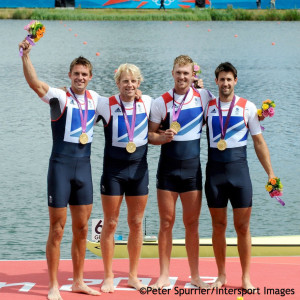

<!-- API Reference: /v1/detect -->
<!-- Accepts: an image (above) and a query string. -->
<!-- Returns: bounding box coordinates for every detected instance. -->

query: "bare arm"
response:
[19,39,49,98]
[148,121,177,145]
[252,133,275,179]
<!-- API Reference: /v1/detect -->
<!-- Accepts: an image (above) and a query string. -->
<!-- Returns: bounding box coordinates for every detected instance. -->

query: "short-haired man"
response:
[19,39,101,299]
[204,62,276,290]
[148,55,214,289]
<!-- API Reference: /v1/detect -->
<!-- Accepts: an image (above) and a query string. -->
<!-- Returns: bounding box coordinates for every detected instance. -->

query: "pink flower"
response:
[263,109,269,117]
[270,190,283,197]
[268,107,275,117]
[194,65,200,72]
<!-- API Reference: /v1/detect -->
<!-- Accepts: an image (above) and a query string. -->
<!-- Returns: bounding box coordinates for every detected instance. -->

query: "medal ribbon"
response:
[119,97,136,143]
[172,88,190,123]
[70,88,88,133]
[217,95,236,140]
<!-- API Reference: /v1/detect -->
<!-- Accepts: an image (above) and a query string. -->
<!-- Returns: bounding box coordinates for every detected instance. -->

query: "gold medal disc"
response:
[79,133,88,145]
[126,142,136,153]
[170,121,181,133]
[217,139,227,151]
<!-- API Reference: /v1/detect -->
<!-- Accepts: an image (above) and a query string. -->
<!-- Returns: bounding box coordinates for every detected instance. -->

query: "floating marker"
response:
[272,42,275,45]
[234,34,238,37]
[208,29,211,32]
[68,28,72,31]
[114,69,118,73]
[83,41,87,45]
[186,25,190,27]
[64,24,67,27]
[74,34,78,37]
[96,52,100,56]
[169,21,173,24]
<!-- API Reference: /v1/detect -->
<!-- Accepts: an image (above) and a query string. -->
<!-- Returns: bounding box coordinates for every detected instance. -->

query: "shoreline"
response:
[1,7,299,21]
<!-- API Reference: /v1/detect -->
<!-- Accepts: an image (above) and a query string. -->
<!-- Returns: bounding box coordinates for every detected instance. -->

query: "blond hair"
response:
[173,55,194,71]
[69,56,93,76]
[114,63,144,84]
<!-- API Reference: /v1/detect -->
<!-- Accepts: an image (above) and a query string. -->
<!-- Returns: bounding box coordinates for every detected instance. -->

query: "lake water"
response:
[0,20,299,260]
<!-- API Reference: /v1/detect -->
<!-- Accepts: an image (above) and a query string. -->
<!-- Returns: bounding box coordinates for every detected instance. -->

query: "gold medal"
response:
[79,133,88,145]
[126,141,136,153]
[217,139,227,151]
[170,121,181,133]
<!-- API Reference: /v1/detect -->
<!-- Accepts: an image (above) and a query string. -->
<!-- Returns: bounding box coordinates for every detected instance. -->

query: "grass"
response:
[0,7,299,21]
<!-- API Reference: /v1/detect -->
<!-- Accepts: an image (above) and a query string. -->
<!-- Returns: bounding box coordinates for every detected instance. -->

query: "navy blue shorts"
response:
[101,156,148,196]
[47,154,93,208]
[156,156,202,193]
[205,160,252,208]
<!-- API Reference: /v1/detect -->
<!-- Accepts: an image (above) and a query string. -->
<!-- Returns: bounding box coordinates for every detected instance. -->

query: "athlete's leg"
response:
[209,207,228,288]
[125,195,148,290]
[69,204,100,296]
[180,190,209,288]
[152,189,178,289]
[46,207,67,300]
[100,195,123,293]
[233,207,255,290]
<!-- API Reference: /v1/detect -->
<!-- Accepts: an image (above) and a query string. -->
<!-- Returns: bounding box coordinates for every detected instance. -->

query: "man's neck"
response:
[71,87,86,96]
[174,86,190,96]
[219,94,234,103]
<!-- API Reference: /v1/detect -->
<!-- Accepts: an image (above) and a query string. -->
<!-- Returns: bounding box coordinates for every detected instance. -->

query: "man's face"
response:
[215,71,237,98]
[172,63,193,94]
[117,72,140,101]
[68,64,92,94]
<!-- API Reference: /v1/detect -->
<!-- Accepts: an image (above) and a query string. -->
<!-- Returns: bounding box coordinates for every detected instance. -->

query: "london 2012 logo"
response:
[152,0,175,6]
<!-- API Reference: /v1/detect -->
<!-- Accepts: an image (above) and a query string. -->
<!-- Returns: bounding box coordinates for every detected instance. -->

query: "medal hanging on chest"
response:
[217,96,236,151]
[170,88,190,133]
[70,88,89,145]
[120,97,137,153]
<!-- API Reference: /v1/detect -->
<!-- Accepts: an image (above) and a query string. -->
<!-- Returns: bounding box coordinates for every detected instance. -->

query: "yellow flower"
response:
[257,109,262,116]
[266,185,273,192]
[262,104,269,110]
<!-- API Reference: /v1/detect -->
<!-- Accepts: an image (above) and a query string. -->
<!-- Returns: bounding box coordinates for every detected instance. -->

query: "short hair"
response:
[173,55,194,70]
[69,56,93,76]
[215,62,237,79]
[114,63,143,84]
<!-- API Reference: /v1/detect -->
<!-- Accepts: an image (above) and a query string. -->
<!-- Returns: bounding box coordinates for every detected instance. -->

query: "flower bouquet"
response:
[257,99,275,130]
[20,20,46,57]
[265,177,285,206]
[257,99,276,118]
[192,62,202,89]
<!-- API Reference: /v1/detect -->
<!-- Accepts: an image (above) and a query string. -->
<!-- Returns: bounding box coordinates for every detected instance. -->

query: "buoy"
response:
[234,34,238,37]
[74,34,78,37]
[83,41,87,45]
[64,24,67,27]
[272,42,275,45]
[208,29,211,32]
[68,28,72,31]
[169,21,172,24]
[96,52,100,56]
[186,25,190,27]
[114,69,118,73]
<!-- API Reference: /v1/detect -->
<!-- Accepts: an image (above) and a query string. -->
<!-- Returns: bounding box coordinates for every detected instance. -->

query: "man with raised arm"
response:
[204,62,276,290]
[148,55,214,289]
[19,39,102,300]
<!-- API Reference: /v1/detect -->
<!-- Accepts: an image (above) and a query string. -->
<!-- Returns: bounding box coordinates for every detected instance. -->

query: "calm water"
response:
[0,20,299,260]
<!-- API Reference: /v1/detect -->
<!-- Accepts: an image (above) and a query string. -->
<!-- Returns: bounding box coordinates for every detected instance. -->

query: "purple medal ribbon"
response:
[70,88,88,134]
[119,97,136,143]
[19,36,36,57]
[217,96,236,141]
[172,88,190,123]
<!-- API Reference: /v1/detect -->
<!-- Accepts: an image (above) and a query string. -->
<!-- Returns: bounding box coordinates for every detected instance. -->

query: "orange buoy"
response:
[234,34,238,37]
[83,41,87,45]
[68,28,72,31]
[114,69,118,73]
[96,52,100,56]
[64,24,67,27]
[272,42,275,45]
[186,25,190,27]
[208,29,211,32]
[74,34,78,37]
